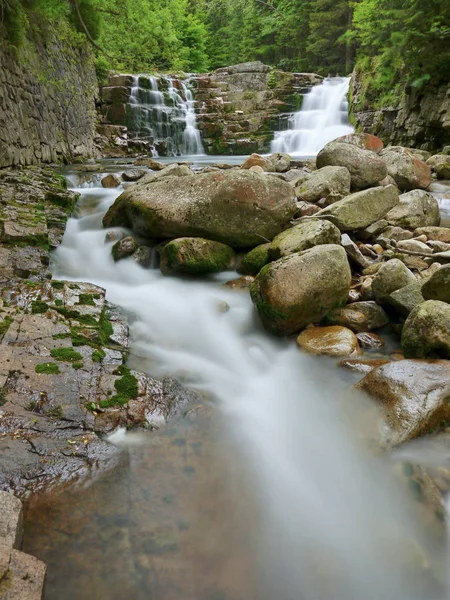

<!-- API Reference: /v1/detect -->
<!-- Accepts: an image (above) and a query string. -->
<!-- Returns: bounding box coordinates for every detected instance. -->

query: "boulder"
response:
[137,163,194,184]
[402,300,450,358]
[250,244,351,335]
[385,190,440,230]
[241,153,270,171]
[296,326,360,357]
[326,301,389,333]
[426,154,450,179]
[295,166,351,205]
[241,152,291,173]
[372,259,416,305]
[159,238,235,275]
[379,147,431,191]
[422,265,450,303]
[101,174,120,188]
[121,169,146,182]
[269,219,341,259]
[316,185,399,232]
[103,170,296,248]
[316,141,388,189]
[238,243,271,275]
[388,282,425,317]
[334,133,384,154]
[111,236,137,262]
[396,239,433,254]
[356,360,450,445]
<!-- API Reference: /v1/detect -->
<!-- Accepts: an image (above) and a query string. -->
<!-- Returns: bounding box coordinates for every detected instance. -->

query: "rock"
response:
[131,246,153,269]
[356,359,450,445]
[250,244,351,335]
[269,219,341,259]
[238,243,271,275]
[0,492,23,548]
[380,147,432,191]
[360,278,374,300]
[159,237,235,275]
[316,185,399,232]
[241,154,269,170]
[426,154,450,179]
[103,170,296,248]
[372,259,416,305]
[249,165,265,173]
[358,220,389,242]
[396,239,433,254]
[334,133,384,154]
[284,169,309,186]
[294,201,321,218]
[297,325,360,357]
[241,152,291,173]
[427,240,450,253]
[105,230,127,244]
[356,332,385,349]
[338,358,389,374]
[111,236,137,262]
[388,282,425,317]
[134,158,164,170]
[414,227,450,243]
[137,163,194,184]
[121,169,146,182]
[316,141,388,189]
[295,166,351,205]
[402,300,450,358]
[101,174,120,188]
[385,190,440,230]
[326,301,389,332]
[224,275,255,290]
[340,234,370,269]
[0,549,46,599]
[422,265,450,303]
[379,226,414,242]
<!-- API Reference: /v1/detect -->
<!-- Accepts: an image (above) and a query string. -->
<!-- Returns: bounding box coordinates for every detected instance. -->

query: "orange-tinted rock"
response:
[101,174,120,188]
[224,275,255,290]
[356,332,385,349]
[297,325,360,357]
[335,133,384,154]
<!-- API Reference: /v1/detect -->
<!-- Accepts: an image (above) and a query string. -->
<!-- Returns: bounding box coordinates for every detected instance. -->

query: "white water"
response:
[51,177,445,599]
[271,77,354,156]
[127,75,204,156]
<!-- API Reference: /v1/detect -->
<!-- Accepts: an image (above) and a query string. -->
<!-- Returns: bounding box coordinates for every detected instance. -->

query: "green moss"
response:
[72,362,84,370]
[55,299,63,306]
[47,405,63,418]
[98,394,129,408]
[240,244,271,275]
[0,316,13,337]
[92,349,106,363]
[98,308,114,345]
[163,239,235,275]
[76,293,97,306]
[51,281,65,290]
[53,333,71,340]
[50,348,83,362]
[35,362,60,374]
[31,298,49,314]
[114,365,139,397]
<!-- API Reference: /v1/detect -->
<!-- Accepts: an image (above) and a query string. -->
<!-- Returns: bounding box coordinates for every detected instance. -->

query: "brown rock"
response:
[224,276,255,290]
[101,174,120,188]
[338,358,389,374]
[356,332,385,349]
[297,326,360,357]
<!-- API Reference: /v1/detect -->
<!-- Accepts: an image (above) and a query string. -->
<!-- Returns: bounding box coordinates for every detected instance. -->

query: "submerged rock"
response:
[356,360,450,445]
[401,300,450,359]
[297,325,360,357]
[316,141,388,189]
[385,190,440,230]
[103,170,296,248]
[316,185,399,231]
[269,219,341,259]
[250,244,351,335]
[380,147,431,191]
[159,237,235,275]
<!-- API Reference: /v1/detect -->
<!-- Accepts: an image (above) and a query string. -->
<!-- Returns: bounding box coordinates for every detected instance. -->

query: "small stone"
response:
[121,169,146,182]
[224,276,255,290]
[101,174,120,188]
[111,236,138,262]
[327,301,389,332]
[297,325,360,357]
[131,246,154,269]
[341,234,370,269]
[356,332,385,349]
[414,226,450,243]
[338,358,389,374]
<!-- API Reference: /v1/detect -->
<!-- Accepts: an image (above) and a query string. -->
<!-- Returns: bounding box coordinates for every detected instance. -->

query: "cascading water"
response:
[126,74,204,156]
[271,76,354,156]
[27,171,446,600]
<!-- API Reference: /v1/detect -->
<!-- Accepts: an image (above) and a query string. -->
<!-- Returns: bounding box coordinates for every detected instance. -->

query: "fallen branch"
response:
[71,0,111,57]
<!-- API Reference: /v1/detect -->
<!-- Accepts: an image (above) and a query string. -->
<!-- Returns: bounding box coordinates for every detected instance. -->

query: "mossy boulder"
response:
[426,154,450,179]
[295,166,351,205]
[422,265,450,303]
[111,235,138,262]
[269,219,341,259]
[159,237,235,275]
[316,141,388,189]
[238,243,271,275]
[385,190,440,230]
[103,170,296,248]
[250,244,351,335]
[402,300,450,358]
[316,185,399,232]
[380,147,431,191]
[372,259,416,306]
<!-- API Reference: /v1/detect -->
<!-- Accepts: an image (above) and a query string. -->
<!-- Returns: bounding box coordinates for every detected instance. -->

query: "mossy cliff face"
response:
[350,70,450,151]
[0,26,98,167]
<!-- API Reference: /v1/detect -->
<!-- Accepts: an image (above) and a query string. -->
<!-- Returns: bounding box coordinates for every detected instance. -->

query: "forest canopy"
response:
[1,0,449,93]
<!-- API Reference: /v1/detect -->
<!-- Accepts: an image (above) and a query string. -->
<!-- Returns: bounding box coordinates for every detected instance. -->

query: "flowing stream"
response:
[23,168,449,600]
[271,77,354,156]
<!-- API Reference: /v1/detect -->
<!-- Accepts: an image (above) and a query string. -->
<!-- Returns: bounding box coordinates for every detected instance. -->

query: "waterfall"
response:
[126,75,204,157]
[271,77,354,156]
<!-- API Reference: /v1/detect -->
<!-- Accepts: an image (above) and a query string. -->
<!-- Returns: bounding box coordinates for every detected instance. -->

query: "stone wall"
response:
[351,72,450,152]
[0,30,98,167]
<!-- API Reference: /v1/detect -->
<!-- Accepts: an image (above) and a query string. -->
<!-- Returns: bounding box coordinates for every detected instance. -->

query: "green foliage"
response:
[35,362,60,374]
[50,347,83,362]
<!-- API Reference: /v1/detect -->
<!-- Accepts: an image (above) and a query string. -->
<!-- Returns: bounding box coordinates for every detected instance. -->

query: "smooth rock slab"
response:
[316,185,399,232]
[103,170,296,248]
[297,326,360,357]
[356,359,450,445]
[250,244,351,335]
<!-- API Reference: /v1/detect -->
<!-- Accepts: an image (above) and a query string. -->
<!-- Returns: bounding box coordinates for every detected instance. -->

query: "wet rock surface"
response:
[297,325,360,357]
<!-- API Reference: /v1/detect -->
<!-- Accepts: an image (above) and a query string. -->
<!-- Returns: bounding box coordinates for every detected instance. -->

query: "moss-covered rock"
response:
[380,147,431,191]
[385,190,440,230]
[269,219,341,259]
[238,243,271,275]
[371,259,416,306]
[426,154,450,179]
[250,244,351,335]
[402,300,450,358]
[159,237,235,275]
[295,166,351,205]
[422,265,450,303]
[111,235,138,262]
